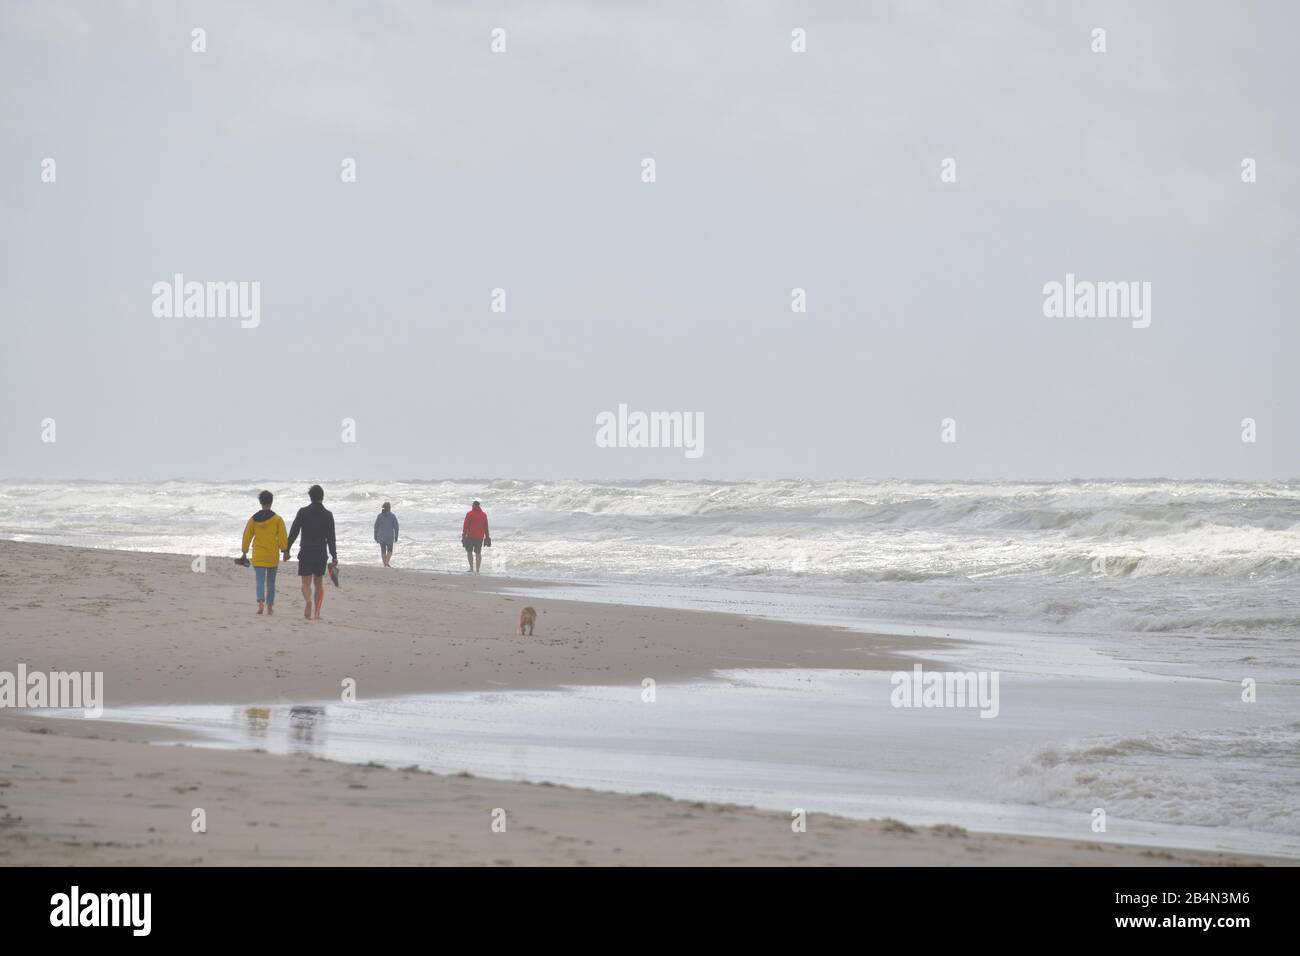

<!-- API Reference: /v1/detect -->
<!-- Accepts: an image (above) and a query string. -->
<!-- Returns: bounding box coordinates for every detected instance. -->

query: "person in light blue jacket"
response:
[374,502,399,567]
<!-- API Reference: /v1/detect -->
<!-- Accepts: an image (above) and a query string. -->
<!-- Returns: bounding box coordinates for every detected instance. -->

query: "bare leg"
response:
[467,549,475,571]
[474,550,482,573]
[301,576,312,619]
[313,575,325,619]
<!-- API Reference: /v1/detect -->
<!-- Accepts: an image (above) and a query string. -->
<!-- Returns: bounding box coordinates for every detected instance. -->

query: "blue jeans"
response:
[255,566,278,604]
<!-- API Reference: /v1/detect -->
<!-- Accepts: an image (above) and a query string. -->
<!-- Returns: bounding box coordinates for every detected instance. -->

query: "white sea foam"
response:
[1005,722,1300,835]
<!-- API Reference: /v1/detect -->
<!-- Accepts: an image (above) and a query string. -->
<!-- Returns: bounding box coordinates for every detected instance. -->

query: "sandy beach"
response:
[0,540,1288,866]
[0,539,940,705]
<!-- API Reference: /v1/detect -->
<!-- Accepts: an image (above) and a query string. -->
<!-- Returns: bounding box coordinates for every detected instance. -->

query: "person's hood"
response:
[252,509,276,522]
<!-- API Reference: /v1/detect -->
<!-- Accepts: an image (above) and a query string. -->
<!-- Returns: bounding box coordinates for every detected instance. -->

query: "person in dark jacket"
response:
[286,485,337,620]
[374,502,399,567]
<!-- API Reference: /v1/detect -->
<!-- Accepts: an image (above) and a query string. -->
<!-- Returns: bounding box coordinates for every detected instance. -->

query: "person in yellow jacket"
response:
[241,490,289,615]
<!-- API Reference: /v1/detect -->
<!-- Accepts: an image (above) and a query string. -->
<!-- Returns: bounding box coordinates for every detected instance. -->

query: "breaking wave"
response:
[1004,723,1300,834]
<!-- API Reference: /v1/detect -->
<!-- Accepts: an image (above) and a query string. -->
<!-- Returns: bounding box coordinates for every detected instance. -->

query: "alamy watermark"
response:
[890,664,999,719]
[0,664,103,718]
[595,404,704,459]
[50,886,150,936]
[152,274,261,328]
[1042,273,1151,329]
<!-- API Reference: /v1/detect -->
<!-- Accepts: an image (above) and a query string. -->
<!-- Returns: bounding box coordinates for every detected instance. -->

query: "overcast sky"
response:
[1,0,1296,481]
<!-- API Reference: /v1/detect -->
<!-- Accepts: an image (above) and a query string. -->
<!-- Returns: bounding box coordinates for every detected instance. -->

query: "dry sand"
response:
[0,540,936,705]
[0,541,1284,866]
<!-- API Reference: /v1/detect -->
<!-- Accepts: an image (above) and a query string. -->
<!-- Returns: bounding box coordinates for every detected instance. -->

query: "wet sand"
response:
[0,718,1277,866]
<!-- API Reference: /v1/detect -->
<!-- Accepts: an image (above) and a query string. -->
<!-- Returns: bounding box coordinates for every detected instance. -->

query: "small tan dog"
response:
[518,606,537,636]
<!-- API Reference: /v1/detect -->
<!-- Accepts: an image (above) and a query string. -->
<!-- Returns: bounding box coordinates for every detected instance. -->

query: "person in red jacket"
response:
[461,500,490,574]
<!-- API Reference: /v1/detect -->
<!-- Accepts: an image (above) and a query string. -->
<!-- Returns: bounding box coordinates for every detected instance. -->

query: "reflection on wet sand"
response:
[233,705,327,754]
[239,706,271,738]
[289,705,325,753]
